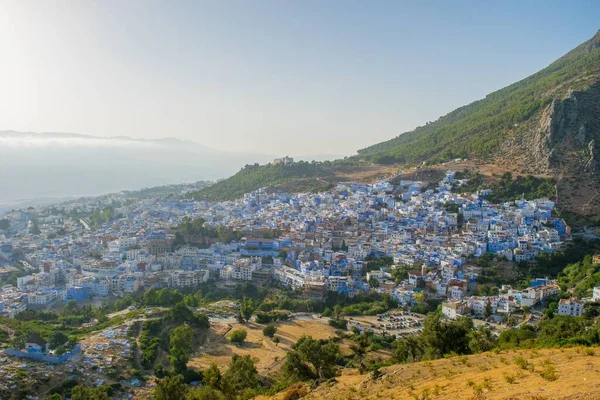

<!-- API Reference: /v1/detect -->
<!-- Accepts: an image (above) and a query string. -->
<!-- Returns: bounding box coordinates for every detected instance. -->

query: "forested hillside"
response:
[357,30,600,165]
[190,162,333,201]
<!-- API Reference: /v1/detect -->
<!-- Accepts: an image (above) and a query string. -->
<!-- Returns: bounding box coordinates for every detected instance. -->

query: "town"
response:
[1,169,591,322]
[0,168,599,398]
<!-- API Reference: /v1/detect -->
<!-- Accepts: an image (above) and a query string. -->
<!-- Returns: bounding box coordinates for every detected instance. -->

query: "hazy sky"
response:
[0,1,598,156]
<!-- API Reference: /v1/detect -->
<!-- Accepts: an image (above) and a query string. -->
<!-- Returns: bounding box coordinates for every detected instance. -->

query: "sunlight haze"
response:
[0,0,598,155]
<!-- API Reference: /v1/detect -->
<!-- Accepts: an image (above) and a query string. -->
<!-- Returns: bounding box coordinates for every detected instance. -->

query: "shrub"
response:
[282,383,309,400]
[513,356,528,369]
[229,329,247,344]
[263,325,277,338]
[539,363,559,381]
[328,318,348,330]
[585,348,595,356]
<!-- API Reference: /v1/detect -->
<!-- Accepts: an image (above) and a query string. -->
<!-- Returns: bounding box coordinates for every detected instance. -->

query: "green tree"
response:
[283,335,341,381]
[229,329,247,344]
[170,325,194,354]
[153,375,188,400]
[468,326,496,353]
[70,385,109,400]
[262,325,277,338]
[49,331,69,349]
[484,301,492,318]
[203,363,222,390]
[186,387,225,400]
[350,334,370,373]
[369,277,379,288]
[240,298,255,322]
[65,299,77,312]
[394,335,425,363]
[221,355,260,396]
[169,348,189,374]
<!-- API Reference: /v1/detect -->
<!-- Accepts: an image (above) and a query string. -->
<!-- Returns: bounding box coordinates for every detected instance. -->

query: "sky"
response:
[0,1,598,157]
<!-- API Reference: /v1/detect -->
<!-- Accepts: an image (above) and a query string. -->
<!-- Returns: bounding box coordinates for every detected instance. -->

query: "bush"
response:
[328,319,348,330]
[513,356,529,369]
[282,383,309,400]
[263,325,277,338]
[539,362,559,381]
[229,329,247,344]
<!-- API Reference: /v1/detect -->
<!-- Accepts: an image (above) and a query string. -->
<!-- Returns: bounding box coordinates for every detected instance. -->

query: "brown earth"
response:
[188,320,339,375]
[263,346,600,400]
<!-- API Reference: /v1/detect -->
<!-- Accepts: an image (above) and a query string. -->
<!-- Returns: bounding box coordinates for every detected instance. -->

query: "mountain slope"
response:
[190,162,397,202]
[188,31,600,224]
[264,346,600,400]
[357,30,600,171]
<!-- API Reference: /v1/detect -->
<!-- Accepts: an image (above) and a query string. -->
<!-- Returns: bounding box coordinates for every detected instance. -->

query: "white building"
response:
[558,298,584,317]
[110,274,143,297]
[17,275,35,290]
[27,290,59,306]
[170,270,209,288]
[442,300,469,320]
[593,287,600,302]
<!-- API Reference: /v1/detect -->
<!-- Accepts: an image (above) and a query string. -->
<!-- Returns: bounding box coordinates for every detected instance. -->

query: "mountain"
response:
[356,30,600,172]
[194,31,600,226]
[0,130,274,204]
[191,162,397,202]
[356,30,600,225]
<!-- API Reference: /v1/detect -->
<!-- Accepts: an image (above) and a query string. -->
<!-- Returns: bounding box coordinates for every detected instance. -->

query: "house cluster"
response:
[441,279,561,320]
[0,170,571,320]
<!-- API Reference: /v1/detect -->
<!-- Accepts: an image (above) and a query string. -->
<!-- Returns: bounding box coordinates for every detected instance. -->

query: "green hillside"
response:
[357,30,600,165]
[190,162,333,201]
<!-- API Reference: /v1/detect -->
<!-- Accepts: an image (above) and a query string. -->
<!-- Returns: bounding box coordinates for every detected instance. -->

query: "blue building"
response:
[65,286,89,302]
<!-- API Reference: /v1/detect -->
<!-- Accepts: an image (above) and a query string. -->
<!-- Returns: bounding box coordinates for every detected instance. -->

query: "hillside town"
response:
[0,170,589,328]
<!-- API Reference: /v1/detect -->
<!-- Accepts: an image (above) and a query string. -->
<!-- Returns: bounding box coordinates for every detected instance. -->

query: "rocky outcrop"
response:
[528,81,600,173]
[584,139,597,172]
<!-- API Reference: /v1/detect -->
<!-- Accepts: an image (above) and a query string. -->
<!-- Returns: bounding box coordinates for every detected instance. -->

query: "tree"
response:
[229,329,247,344]
[350,334,370,373]
[70,385,109,400]
[153,375,188,400]
[331,305,342,319]
[394,335,425,363]
[169,347,189,374]
[65,300,78,312]
[0,218,10,230]
[203,363,222,390]
[468,326,496,353]
[45,394,63,400]
[369,277,379,288]
[186,387,225,400]
[262,325,277,338]
[168,324,195,373]
[170,325,194,354]
[241,298,255,322]
[49,331,69,349]
[221,355,260,396]
[283,335,341,381]
[484,301,493,318]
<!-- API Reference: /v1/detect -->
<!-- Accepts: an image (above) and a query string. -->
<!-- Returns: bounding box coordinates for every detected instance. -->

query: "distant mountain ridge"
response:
[0,130,343,204]
[0,130,213,153]
[0,130,276,203]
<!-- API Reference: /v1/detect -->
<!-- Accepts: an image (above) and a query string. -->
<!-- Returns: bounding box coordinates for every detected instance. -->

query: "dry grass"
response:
[264,347,600,400]
[188,320,338,374]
